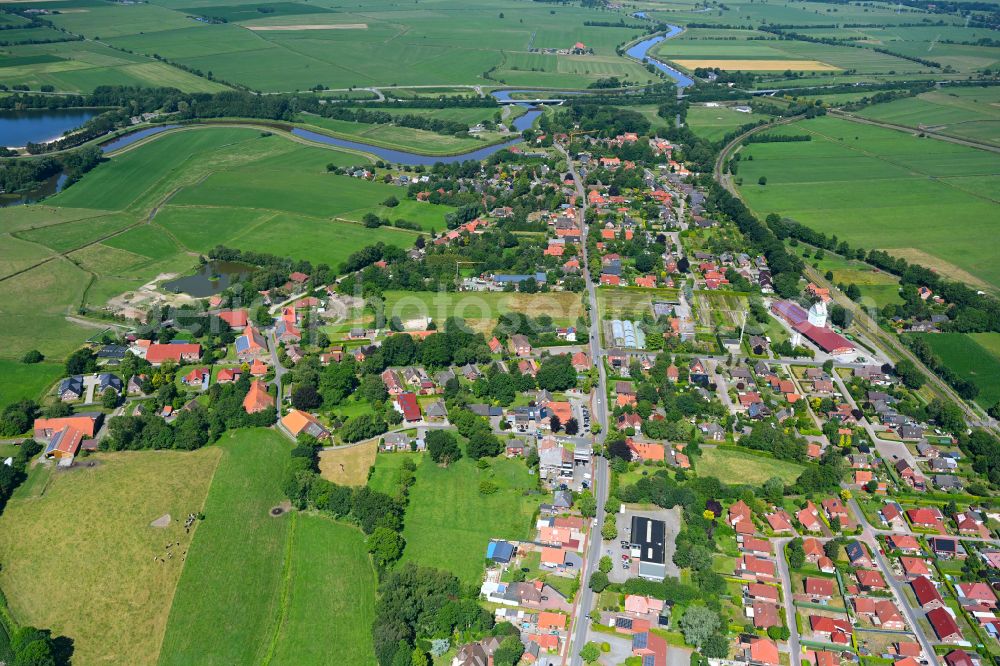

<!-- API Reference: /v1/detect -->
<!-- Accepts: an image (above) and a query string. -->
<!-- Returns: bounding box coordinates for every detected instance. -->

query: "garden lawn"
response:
[0,447,222,666]
[158,428,291,666]
[696,447,806,485]
[0,360,63,410]
[912,332,1000,409]
[736,116,1000,292]
[398,454,541,585]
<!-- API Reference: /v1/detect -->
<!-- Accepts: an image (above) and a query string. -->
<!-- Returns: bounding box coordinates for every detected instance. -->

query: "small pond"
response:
[162,260,257,297]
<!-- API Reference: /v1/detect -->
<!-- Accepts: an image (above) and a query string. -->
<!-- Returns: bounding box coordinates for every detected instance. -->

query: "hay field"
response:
[318,441,378,486]
[0,448,222,665]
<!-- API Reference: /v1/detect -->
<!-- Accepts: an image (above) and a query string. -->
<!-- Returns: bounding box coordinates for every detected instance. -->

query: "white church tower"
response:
[808,300,828,328]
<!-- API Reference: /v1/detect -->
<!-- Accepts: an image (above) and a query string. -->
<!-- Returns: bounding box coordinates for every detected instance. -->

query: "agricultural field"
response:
[857,87,1000,147]
[912,332,1000,409]
[0,0,662,92]
[0,447,223,666]
[383,289,584,334]
[0,126,444,362]
[686,104,770,142]
[0,38,229,93]
[696,447,806,485]
[735,116,1000,293]
[653,27,913,74]
[391,453,542,585]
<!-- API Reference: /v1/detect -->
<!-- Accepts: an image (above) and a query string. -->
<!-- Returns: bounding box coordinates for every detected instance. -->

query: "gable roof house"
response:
[281,409,329,440]
[145,342,201,366]
[243,380,274,414]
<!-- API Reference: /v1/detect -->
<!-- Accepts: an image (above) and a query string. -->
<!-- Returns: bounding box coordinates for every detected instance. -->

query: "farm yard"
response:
[912,332,1000,409]
[0,447,222,666]
[696,447,806,486]
[735,116,1000,293]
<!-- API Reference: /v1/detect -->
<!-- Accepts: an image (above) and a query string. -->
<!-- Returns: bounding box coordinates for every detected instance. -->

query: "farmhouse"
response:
[281,409,329,440]
[145,342,201,365]
[243,380,274,414]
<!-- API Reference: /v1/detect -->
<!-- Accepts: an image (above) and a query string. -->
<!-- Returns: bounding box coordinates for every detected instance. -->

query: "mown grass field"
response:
[913,332,1000,409]
[298,113,512,155]
[158,428,378,665]
[736,116,1000,292]
[0,447,222,666]
[318,441,377,486]
[697,447,806,485]
[386,453,541,585]
[799,247,902,308]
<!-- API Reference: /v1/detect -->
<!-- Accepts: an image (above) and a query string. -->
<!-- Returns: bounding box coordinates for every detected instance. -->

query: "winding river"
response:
[625,25,694,90]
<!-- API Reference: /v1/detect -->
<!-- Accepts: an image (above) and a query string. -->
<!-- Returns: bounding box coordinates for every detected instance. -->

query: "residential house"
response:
[805,577,834,599]
[911,576,944,610]
[57,375,84,401]
[236,326,267,359]
[511,334,532,357]
[926,607,963,643]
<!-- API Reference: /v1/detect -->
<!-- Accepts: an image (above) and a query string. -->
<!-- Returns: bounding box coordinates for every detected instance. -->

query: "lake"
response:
[162,260,257,297]
[0,108,98,148]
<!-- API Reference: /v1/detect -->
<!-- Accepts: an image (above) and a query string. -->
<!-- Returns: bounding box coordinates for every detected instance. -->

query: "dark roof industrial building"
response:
[631,516,667,581]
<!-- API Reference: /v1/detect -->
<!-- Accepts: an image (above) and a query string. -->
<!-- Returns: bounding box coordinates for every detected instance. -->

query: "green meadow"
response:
[912,333,1000,409]
[735,116,1000,292]
[159,429,377,665]
[0,360,64,410]
[697,447,806,485]
[374,452,541,585]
